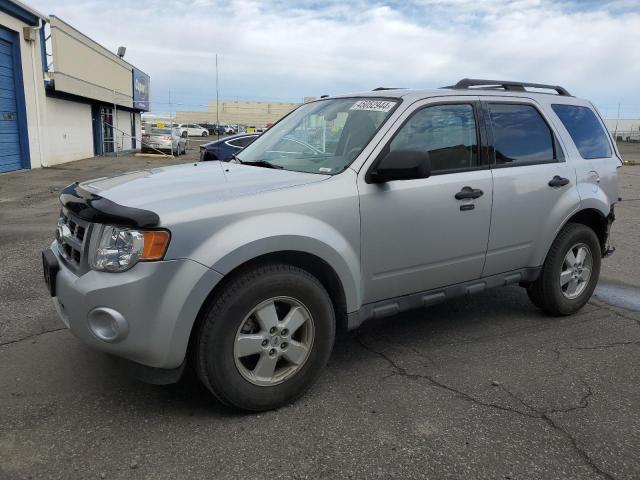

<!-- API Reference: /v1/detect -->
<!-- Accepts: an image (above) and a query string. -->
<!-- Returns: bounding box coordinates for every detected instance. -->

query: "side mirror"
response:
[367,149,431,183]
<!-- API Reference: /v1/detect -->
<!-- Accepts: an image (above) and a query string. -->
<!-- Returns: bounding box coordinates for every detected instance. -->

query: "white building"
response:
[0,0,150,173]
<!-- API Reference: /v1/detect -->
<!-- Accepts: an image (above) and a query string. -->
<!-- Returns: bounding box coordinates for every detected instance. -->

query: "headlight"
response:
[89,225,170,272]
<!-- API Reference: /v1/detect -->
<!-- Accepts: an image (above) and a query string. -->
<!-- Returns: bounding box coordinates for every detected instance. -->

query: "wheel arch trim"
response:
[543,203,612,263]
[211,238,359,313]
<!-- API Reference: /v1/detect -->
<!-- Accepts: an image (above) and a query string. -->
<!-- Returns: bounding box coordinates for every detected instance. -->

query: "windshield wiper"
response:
[240,159,284,169]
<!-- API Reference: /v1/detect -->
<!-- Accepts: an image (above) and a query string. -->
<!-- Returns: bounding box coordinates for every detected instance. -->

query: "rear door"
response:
[359,98,494,303]
[482,98,580,276]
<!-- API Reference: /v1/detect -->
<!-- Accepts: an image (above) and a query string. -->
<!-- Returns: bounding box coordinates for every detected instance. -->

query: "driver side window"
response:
[389,104,480,173]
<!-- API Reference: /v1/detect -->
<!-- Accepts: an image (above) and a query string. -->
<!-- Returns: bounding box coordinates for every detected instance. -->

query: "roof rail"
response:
[443,78,572,96]
[372,87,405,91]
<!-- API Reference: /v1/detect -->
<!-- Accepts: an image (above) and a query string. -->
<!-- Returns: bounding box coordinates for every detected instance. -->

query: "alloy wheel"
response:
[560,243,593,299]
[233,297,315,386]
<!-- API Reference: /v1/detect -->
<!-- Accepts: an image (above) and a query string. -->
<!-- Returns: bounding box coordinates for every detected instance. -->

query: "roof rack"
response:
[443,78,572,96]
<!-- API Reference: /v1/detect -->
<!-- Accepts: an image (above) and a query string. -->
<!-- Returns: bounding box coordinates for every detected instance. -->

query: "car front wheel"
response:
[194,263,335,411]
[527,223,601,316]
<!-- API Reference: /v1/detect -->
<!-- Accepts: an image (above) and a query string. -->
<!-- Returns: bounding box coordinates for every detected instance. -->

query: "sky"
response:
[29,0,640,117]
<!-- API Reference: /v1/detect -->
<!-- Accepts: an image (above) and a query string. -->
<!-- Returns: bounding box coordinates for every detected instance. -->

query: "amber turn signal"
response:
[141,231,170,260]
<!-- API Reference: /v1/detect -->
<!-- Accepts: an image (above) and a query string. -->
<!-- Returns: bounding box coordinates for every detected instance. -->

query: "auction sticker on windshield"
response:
[350,99,396,112]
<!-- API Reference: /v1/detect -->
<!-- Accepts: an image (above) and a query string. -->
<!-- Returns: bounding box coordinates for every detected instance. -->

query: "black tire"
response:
[202,131,208,137]
[181,131,188,138]
[194,263,335,411]
[527,223,601,316]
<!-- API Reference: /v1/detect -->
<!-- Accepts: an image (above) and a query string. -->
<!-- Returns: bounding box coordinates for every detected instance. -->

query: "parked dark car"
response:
[200,133,259,161]
[202,123,227,136]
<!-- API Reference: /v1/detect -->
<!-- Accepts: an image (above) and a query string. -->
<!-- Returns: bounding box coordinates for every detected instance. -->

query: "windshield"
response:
[236,97,399,174]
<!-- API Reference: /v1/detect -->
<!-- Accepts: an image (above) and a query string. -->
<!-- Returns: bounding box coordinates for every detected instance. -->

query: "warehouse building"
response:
[604,119,640,142]
[176,100,300,128]
[0,0,150,173]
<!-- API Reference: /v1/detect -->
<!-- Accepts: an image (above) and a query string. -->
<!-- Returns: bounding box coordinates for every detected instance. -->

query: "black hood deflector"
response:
[60,182,160,228]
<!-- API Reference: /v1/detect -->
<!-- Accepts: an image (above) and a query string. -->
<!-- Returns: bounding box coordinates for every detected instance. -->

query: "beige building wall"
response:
[49,16,134,108]
[605,119,640,133]
[176,100,300,127]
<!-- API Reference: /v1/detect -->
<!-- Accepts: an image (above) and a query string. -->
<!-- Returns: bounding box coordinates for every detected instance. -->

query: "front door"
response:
[359,100,493,304]
[100,106,114,154]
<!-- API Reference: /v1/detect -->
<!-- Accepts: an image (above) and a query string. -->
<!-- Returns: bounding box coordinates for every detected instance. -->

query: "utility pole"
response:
[216,53,220,141]
[113,89,118,157]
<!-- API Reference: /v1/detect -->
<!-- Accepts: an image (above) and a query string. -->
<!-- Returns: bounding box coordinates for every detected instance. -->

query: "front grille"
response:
[56,209,91,271]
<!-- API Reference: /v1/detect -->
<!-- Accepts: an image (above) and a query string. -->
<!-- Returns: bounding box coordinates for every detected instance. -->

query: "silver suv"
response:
[43,79,621,411]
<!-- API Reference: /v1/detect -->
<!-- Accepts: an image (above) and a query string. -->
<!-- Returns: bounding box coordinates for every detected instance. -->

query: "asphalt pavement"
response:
[0,145,639,480]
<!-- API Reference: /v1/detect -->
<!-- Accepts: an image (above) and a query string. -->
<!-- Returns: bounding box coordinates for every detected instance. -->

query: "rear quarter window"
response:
[551,104,612,159]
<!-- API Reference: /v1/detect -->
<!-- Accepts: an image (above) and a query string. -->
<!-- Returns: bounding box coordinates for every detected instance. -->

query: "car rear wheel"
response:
[194,263,335,411]
[527,223,601,316]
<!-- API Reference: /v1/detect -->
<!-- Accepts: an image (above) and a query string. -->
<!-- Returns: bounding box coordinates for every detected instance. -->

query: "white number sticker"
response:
[350,100,396,112]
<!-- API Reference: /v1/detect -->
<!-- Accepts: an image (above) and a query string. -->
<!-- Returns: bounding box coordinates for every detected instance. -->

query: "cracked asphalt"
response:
[1,146,639,480]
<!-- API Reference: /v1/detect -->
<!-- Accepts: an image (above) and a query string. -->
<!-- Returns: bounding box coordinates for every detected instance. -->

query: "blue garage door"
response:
[0,28,27,173]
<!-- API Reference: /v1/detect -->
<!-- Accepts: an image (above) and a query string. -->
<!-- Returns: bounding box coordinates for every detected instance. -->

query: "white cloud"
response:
[30,0,640,116]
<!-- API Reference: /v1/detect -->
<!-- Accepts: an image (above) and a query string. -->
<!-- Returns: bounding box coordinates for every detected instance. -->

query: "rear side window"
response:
[235,136,257,147]
[488,103,556,166]
[551,104,612,159]
[389,104,480,173]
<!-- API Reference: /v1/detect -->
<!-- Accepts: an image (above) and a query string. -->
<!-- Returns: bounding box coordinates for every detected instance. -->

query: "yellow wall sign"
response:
[157,122,164,128]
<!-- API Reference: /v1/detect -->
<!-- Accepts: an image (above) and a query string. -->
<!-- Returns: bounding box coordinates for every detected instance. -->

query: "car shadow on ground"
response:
[92,285,569,417]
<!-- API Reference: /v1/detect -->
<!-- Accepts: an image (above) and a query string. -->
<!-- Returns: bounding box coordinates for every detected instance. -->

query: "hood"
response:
[79,162,328,216]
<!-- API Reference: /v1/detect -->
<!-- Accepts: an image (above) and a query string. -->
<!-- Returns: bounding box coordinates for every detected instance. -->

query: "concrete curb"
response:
[134,153,169,158]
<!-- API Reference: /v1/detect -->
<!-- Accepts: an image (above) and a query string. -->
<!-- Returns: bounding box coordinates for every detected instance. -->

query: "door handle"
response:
[548,175,570,187]
[455,186,484,200]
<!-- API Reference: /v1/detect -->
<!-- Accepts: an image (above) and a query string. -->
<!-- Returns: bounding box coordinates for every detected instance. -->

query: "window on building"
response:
[488,103,556,165]
[388,104,480,172]
[551,104,612,159]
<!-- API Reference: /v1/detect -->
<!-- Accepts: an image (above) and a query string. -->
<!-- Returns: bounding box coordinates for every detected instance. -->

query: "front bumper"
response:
[47,243,223,370]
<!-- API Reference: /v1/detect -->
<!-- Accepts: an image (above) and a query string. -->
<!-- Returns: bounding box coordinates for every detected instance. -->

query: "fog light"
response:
[87,307,129,342]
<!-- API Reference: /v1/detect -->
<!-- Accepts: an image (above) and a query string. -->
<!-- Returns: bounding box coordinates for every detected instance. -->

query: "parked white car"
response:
[177,124,209,137]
